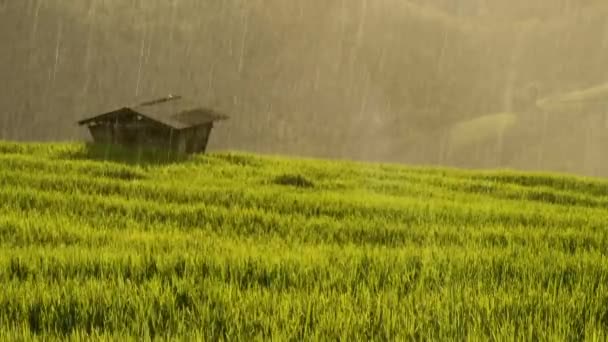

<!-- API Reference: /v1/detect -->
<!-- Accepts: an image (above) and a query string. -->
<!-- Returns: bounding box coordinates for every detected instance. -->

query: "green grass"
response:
[1,141,608,340]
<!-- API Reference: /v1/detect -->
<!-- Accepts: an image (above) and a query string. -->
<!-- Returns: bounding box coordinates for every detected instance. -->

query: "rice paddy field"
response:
[1,141,608,340]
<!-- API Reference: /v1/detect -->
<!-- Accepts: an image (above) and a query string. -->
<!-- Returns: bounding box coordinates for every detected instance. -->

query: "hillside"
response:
[1,142,608,339]
[3,1,608,174]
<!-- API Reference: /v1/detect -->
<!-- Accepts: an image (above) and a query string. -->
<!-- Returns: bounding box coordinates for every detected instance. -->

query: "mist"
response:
[2,0,608,177]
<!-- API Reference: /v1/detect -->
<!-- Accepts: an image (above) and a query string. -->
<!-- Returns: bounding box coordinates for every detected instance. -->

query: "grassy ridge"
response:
[0,141,607,340]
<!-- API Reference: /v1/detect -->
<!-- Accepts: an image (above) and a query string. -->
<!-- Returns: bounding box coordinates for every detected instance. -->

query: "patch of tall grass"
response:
[0,141,607,339]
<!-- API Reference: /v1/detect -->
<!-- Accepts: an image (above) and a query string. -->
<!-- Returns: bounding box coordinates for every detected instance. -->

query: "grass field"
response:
[1,141,608,340]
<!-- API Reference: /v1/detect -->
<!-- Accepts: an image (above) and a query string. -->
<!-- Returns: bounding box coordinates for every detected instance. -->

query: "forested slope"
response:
[2,1,608,170]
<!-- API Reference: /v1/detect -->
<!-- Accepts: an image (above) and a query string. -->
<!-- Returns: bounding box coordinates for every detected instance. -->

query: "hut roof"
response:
[78,95,229,129]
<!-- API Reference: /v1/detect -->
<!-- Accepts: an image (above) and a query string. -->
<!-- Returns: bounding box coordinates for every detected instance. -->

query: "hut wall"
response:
[140,123,174,149]
[176,133,187,154]
[88,124,114,144]
[185,123,213,153]
[85,115,216,155]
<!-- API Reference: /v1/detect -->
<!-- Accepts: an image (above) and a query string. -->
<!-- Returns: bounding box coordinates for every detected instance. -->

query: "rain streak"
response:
[2,0,608,177]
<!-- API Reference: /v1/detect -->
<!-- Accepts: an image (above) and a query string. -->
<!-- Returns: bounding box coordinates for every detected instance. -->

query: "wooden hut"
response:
[77,95,229,154]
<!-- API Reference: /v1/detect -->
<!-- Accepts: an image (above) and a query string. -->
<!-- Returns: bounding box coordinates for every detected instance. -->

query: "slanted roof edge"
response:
[77,97,229,129]
[77,107,131,125]
[78,108,183,129]
[78,108,227,130]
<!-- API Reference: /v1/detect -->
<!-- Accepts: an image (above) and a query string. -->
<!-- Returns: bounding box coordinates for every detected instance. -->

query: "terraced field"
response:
[1,141,608,340]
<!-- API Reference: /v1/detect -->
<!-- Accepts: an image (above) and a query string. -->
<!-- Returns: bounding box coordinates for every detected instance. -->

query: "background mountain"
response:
[2,0,608,174]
